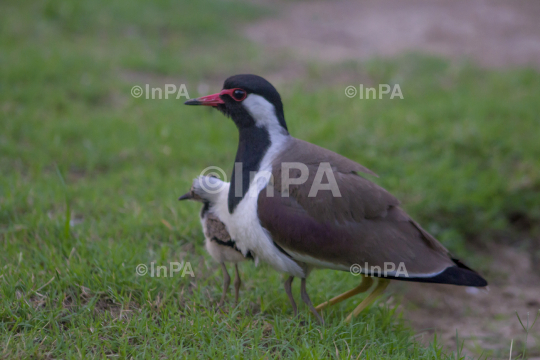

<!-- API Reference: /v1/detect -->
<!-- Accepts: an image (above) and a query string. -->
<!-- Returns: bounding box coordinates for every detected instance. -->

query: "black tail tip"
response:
[431,265,488,287]
[388,264,488,287]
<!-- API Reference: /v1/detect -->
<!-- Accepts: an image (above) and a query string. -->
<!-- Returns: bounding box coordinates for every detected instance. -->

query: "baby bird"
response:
[179,177,252,306]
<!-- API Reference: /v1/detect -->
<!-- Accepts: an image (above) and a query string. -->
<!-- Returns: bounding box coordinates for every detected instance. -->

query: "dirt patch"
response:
[392,244,540,359]
[246,0,540,68]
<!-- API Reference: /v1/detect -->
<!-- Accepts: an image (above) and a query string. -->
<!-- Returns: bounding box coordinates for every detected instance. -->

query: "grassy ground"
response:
[1,0,540,358]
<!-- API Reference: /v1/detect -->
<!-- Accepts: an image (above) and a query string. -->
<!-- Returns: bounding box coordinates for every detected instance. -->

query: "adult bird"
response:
[179,177,253,306]
[184,74,487,323]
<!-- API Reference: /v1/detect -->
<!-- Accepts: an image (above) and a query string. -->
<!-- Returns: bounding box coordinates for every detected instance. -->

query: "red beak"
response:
[184,92,224,107]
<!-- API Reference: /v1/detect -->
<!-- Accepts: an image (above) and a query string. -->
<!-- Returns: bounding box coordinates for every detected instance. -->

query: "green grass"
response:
[2,0,540,358]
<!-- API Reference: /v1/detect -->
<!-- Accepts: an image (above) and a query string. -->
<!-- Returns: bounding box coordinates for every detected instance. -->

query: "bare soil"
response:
[392,244,540,358]
[246,0,540,68]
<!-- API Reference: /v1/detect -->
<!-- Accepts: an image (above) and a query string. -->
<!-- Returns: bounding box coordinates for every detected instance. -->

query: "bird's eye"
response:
[232,89,247,101]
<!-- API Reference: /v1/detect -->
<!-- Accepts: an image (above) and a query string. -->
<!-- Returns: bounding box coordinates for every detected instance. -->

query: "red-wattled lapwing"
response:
[179,177,253,306]
[184,74,487,323]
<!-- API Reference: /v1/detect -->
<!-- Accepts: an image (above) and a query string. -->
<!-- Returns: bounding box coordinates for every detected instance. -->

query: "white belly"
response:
[204,237,246,264]
[199,213,246,264]
[215,175,305,278]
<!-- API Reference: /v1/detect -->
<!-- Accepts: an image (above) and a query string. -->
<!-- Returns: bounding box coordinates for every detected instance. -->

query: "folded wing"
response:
[257,138,487,286]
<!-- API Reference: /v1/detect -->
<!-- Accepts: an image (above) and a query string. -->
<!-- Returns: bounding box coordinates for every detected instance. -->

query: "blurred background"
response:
[1,0,539,358]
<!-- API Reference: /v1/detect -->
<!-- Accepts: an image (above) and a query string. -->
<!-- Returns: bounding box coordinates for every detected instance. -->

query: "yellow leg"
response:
[315,275,373,311]
[345,278,390,323]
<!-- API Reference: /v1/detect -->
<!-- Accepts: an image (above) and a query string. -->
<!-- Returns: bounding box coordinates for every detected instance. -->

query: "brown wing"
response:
[204,213,231,242]
[257,138,487,286]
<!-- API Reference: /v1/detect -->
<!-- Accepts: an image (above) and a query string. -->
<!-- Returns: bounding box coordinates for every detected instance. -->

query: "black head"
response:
[185,74,288,133]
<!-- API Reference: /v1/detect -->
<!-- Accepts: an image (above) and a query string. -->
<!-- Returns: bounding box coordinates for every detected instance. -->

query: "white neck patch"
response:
[242,94,285,134]
[242,93,289,173]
